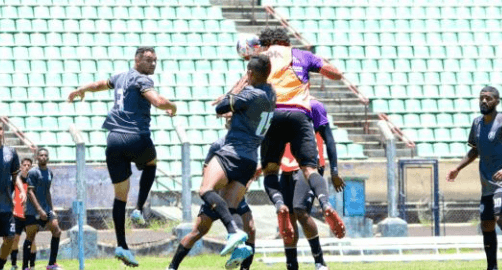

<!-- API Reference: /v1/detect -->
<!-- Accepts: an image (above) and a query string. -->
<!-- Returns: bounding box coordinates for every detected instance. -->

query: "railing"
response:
[0,116,37,156]
[378,114,416,151]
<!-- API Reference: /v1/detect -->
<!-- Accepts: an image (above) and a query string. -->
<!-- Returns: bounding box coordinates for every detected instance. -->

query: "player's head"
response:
[480,86,500,115]
[134,47,157,75]
[37,148,49,166]
[247,55,271,86]
[21,158,33,174]
[259,27,291,47]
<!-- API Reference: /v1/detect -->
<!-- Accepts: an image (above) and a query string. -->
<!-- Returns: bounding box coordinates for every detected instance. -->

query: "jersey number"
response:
[10,223,15,233]
[256,112,273,136]
[117,88,125,111]
[495,198,502,208]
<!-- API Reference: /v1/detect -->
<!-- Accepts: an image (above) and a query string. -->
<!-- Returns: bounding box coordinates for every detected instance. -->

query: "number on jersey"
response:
[256,112,273,136]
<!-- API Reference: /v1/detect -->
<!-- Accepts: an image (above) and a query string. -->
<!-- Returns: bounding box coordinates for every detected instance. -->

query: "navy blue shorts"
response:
[481,193,502,221]
[280,170,315,213]
[198,199,251,221]
[0,212,15,237]
[214,152,257,186]
[25,212,57,228]
[106,132,157,184]
[14,216,26,235]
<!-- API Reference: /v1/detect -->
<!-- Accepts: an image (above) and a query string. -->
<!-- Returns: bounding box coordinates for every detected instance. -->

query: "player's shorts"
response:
[25,211,56,228]
[106,132,157,184]
[214,152,257,186]
[0,212,16,237]
[198,199,251,221]
[261,110,318,169]
[14,216,26,235]
[480,193,502,220]
[280,170,315,214]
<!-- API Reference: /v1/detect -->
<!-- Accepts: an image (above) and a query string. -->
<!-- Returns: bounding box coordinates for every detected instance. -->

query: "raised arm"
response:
[67,80,111,102]
[142,90,177,115]
[319,61,343,81]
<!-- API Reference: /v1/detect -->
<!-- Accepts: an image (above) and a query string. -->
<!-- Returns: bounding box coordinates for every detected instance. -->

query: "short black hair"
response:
[481,86,500,99]
[258,28,275,47]
[22,158,33,164]
[37,147,48,155]
[135,47,155,58]
[248,54,271,80]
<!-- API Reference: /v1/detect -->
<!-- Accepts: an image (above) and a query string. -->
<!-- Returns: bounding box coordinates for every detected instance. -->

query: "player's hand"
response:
[277,204,289,215]
[166,107,177,117]
[211,94,226,106]
[217,112,233,119]
[446,168,459,182]
[39,210,48,221]
[493,170,502,181]
[331,174,345,192]
[67,89,85,102]
[19,192,26,205]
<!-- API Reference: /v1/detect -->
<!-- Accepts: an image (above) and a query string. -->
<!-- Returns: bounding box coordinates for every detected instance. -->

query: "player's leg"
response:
[29,242,36,269]
[239,204,255,270]
[481,195,498,270]
[168,213,215,270]
[45,218,62,269]
[284,213,299,270]
[132,136,158,225]
[0,213,16,270]
[22,223,38,270]
[10,217,24,269]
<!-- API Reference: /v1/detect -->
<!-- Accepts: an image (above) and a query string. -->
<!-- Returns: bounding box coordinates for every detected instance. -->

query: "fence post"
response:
[175,126,191,223]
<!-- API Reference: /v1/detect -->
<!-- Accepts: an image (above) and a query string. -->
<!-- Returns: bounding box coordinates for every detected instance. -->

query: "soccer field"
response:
[57,255,486,270]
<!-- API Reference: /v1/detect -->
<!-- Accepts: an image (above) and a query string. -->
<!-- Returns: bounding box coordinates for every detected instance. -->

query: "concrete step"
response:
[364,148,417,158]
[319,98,364,107]
[348,133,382,143]
[5,138,23,146]
[330,112,380,122]
[221,6,272,20]
[339,127,380,135]
[334,119,381,129]
[310,90,355,99]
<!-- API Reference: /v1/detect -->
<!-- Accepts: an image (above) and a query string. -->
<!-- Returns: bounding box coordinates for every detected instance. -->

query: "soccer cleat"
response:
[115,247,139,267]
[324,207,345,239]
[315,263,329,270]
[11,266,18,270]
[165,268,176,270]
[46,263,63,270]
[277,210,294,243]
[220,229,248,256]
[130,209,146,225]
[225,244,253,269]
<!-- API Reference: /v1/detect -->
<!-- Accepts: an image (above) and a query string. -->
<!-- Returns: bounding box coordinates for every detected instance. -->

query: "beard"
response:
[481,104,495,115]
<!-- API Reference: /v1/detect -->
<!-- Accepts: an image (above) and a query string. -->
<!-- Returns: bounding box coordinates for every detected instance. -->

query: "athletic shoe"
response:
[324,207,345,239]
[315,263,329,270]
[130,209,146,225]
[277,210,294,242]
[115,247,139,267]
[220,229,248,256]
[165,268,176,270]
[11,266,18,270]
[46,263,63,270]
[225,244,253,269]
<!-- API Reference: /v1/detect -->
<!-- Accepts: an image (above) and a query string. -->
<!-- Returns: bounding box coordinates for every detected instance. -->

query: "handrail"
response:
[378,114,416,149]
[0,116,37,155]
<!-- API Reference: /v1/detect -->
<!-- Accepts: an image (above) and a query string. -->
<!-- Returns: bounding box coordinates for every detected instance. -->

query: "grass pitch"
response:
[56,255,486,270]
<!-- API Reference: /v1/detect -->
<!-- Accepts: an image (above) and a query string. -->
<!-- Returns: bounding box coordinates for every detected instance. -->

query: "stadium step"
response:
[221,6,275,20]
[364,148,416,158]
[330,113,380,122]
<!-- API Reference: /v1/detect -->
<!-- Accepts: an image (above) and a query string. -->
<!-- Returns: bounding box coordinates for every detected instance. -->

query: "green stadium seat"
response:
[451,128,467,142]
[436,113,453,127]
[417,128,435,142]
[434,128,451,142]
[40,131,57,145]
[347,144,366,159]
[433,143,451,158]
[89,146,105,161]
[405,99,421,112]
[43,102,59,116]
[438,99,454,112]
[420,114,437,128]
[421,99,438,112]
[452,113,470,127]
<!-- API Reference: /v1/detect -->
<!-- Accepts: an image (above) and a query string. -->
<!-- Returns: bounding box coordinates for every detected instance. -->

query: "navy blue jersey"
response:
[26,167,54,216]
[215,84,276,162]
[468,113,502,196]
[102,68,154,135]
[204,137,225,166]
[0,146,20,213]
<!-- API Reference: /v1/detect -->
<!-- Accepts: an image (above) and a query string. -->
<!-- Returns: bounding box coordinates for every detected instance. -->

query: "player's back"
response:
[102,68,153,135]
[0,146,18,212]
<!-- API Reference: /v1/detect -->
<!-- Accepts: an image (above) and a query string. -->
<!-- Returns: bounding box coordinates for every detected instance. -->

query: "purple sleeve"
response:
[302,50,324,73]
[311,100,329,130]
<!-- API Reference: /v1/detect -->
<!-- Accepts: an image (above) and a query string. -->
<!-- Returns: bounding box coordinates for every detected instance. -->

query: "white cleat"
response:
[315,263,329,270]
[130,209,146,225]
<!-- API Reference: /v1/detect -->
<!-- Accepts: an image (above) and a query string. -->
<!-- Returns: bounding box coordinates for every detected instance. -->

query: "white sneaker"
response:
[130,209,146,225]
[315,263,329,270]
[115,247,139,267]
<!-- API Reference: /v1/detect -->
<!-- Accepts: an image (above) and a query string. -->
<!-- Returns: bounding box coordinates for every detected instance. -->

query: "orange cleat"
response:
[324,207,345,239]
[277,209,295,242]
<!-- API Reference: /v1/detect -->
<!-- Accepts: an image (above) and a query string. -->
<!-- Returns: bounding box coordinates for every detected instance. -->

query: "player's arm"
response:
[15,174,26,204]
[215,90,251,115]
[67,80,111,102]
[142,90,177,115]
[27,172,47,220]
[11,150,24,203]
[316,124,338,176]
[447,147,478,182]
[319,62,343,81]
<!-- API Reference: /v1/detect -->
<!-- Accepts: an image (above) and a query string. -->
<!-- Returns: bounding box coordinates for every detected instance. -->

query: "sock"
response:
[137,165,156,212]
[48,237,60,265]
[201,191,237,234]
[22,240,32,269]
[483,231,498,270]
[264,174,285,211]
[285,248,298,270]
[30,252,36,267]
[240,242,255,270]
[113,199,129,250]
[308,173,330,210]
[169,244,191,270]
[308,236,325,265]
[0,258,6,269]
[10,249,18,266]
[230,209,244,230]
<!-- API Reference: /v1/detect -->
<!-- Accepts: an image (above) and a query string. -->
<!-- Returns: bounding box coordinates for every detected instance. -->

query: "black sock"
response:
[30,252,36,267]
[0,258,6,269]
[285,248,298,270]
[22,240,32,269]
[48,237,60,265]
[264,174,285,211]
[484,231,498,270]
[169,244,191,270]
[137,165,156,212]
[113,199,129,250]
[201,191,237,234]
[240,242,255,270]
[230,208,244,230]
[308,173,330,210]
[308,236,325,265]
[10,249,18,266]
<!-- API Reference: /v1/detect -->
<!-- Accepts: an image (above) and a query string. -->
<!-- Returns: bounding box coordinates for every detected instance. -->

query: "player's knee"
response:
[263,163,279,175]
[301,166,317,179]
[3,235,15,243]
[481,220,496,232]
[293,209,309,223]
[146,159,157,167]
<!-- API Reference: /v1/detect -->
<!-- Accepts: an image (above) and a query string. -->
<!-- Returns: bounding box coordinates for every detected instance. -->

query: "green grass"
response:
[56,255,488,270]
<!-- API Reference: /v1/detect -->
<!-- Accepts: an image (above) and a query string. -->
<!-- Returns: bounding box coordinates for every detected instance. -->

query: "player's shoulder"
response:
[472,115,483,125]
[212,137,226,148]
[310,99,325,111]
[2,145,17,154]
[28,167,39,176]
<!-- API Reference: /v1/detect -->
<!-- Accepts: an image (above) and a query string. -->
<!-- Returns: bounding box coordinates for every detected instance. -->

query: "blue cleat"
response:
[220,229,248,256]
[115,247,139,267]
[225,244,253,269]
[130,209,146,225]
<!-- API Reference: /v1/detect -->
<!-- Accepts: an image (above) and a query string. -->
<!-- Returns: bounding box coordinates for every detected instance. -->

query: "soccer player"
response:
[168,134,258,270]
[10,158,36,270]
[258,27,346,239]
[23,149,62,270]
[67,47,177,266]
[199,55,275,261]
[447,86,502,270]
[0,125,24,270]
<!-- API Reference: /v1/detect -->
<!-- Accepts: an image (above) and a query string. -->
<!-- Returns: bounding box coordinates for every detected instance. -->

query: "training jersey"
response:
[102,68,154,135]
[13,174,28,218]
[26,167,54,216]
[215,84,276,163]
[468,113,502,196]
[0,146,20,213]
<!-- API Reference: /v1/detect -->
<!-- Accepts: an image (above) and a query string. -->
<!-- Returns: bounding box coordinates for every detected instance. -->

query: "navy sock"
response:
[308,173,330,210]
[264,174,285,211]
[285,248,298,270]
[169,244,191,270]
[483,231,498,270]
[201,191,237,234]
[48,237,60,265]
[10,249,18,266]
[113,199,129,250]
[230,208,244,230]
[137,165,156,212]
[30,252,36,267]
[22,240,32,269]
[0,258,6,269]
[308,236,325,265]
[240,242,255,270]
